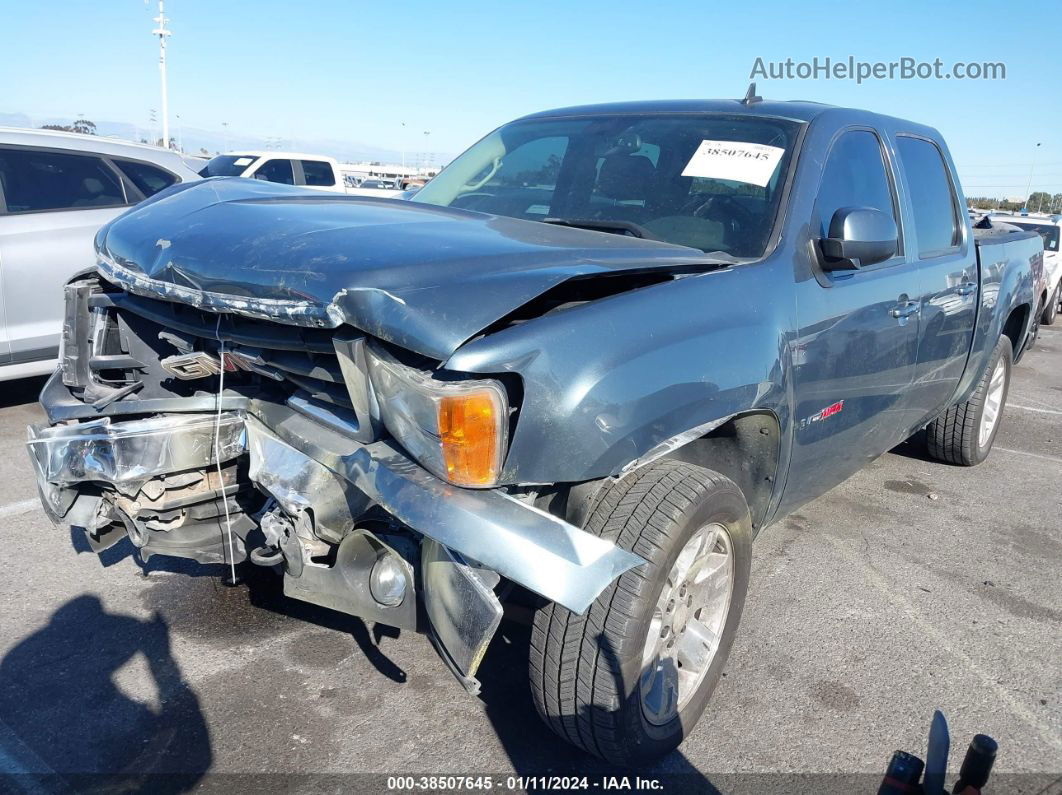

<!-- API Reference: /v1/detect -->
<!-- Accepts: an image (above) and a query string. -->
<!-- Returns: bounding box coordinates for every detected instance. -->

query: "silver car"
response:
[0,128,200,380]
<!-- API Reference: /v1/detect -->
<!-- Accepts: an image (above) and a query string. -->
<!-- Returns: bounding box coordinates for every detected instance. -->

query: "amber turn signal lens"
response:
[438,391,502,486]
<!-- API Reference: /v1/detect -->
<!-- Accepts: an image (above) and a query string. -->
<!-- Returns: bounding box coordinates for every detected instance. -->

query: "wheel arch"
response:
[549,410,782,536]
[657,411,781,533]
[1002,302,1030,359]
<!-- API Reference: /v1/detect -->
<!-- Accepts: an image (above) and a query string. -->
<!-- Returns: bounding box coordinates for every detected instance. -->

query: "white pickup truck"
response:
[199,152,405,197]
[198,151,347,192]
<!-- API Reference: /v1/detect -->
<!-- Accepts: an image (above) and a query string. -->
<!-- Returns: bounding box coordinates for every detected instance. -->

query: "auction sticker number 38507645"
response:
[681,139,786,187]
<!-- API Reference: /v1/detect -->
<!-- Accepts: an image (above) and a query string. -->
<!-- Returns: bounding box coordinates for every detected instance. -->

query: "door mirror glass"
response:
[821,207,898,269]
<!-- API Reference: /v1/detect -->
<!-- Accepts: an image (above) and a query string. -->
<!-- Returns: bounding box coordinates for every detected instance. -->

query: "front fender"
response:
[447,262,792,484]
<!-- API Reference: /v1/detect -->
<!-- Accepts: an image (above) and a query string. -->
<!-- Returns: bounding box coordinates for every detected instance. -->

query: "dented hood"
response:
[96,178,710,359]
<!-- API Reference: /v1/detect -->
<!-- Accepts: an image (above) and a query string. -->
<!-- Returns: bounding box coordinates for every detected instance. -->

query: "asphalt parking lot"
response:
[0,333,1059,793]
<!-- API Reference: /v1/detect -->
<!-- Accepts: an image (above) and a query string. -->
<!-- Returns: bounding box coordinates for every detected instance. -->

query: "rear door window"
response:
[300,160,335,187]
[253,158,295,185]
[113,159,178,198]
[0,148,126,213]
[896,136,962,257]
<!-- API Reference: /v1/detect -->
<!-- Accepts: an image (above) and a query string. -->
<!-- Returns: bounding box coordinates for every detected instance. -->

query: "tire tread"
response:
[529,460,739,762]
[926,336,1010,466]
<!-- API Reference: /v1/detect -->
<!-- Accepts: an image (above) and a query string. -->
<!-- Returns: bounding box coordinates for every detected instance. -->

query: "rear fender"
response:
[954,240,1039,403]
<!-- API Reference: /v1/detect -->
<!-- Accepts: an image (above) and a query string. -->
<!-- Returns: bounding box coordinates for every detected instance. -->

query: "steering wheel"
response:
[683,195,754,224]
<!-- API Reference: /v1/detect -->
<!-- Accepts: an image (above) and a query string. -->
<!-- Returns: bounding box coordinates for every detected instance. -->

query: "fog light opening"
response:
[369,551,407,607]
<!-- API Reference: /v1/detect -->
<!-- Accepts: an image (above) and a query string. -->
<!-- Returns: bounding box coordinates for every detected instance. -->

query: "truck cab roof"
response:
[224,151,339,163]
[516,98,942,141]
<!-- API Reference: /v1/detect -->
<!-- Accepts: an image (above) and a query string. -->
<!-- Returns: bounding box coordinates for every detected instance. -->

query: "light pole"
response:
[222,121,229,152]
[152,0,171,149]
[400,122,406,170]
[423,130,430,172]
[1024,142,1041,212]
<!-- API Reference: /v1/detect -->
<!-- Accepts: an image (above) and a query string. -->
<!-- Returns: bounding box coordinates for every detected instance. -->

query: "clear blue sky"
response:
[3,0,1059,198]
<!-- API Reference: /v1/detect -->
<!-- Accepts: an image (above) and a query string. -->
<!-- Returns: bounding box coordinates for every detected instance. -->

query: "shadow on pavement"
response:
[888,429,938,463]
[0,375,48,410]
[67,527,410,685]
[0,594,212,793]
[242,562,408,683]
[476,618,717,791]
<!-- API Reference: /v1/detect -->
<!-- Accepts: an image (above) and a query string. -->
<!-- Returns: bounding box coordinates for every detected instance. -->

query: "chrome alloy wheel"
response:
[979,357,1007,448]
[639,523,734,725]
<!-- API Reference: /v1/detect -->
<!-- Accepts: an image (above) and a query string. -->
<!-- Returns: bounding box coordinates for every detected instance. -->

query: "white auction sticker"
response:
[233,157,254,166]
[681,140,785,187]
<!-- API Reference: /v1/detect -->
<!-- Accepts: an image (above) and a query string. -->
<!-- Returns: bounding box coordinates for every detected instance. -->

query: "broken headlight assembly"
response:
[364,343,509,488]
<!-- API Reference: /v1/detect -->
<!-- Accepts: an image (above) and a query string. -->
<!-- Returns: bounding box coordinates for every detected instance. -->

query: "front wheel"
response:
[926,335,1012,466]
[529,461,752,764]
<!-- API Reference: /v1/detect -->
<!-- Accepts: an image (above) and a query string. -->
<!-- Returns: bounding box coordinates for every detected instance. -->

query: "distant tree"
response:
[514,153,563,187]
[1051,193,1062,213]
[1028,192,1052,212]
[966,195,1030,212]
[199,148,209,156]
[40,119,97,135]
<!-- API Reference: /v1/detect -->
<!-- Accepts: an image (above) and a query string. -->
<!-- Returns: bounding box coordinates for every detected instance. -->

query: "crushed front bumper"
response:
[27,385,643,684]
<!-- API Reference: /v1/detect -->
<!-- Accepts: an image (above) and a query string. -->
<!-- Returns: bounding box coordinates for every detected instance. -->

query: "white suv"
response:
[0,128,201,380]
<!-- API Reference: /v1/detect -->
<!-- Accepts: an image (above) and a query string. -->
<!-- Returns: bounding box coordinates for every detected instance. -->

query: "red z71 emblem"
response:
[798,400,845,429]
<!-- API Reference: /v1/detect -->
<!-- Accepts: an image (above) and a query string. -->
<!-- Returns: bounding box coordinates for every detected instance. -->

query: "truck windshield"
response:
[1010,222,1060,253]
[198,155,258,177]
[412,114,801,257]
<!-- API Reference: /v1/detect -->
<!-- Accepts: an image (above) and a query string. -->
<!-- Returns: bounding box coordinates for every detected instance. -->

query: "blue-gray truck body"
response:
[28,99,1040,695]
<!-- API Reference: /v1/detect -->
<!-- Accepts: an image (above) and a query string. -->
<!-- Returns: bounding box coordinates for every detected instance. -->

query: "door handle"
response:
[889,301,921,319]
[956,281,978,296]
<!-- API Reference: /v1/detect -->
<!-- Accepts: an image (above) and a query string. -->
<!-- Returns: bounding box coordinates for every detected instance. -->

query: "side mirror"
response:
[820,207,898,269]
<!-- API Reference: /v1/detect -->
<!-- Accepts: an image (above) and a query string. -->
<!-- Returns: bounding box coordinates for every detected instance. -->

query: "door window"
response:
[253,159,295,185]
[113,159,178,198]
[896,137,962,257]
[0,148,125,213]
[813,130,898,244]
[300,160,335,187]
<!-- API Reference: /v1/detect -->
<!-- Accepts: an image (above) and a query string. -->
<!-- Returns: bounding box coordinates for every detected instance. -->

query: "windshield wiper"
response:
[542,217,662,241]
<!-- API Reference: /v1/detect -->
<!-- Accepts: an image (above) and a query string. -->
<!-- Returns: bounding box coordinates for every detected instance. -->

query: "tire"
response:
[1025,297,1042,352]
[1042,284,1059,326]
[529,460,752,764]
[926,335,1012,466]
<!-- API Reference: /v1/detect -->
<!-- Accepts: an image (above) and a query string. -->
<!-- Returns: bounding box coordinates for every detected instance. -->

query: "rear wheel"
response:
[926,335,1012,466]
[529,460,752,764]
[1026,297,1043,352]
[1042,284,1059,326]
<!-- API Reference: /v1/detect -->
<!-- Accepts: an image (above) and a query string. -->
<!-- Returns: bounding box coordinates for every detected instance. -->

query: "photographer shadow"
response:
[0,595,212,793]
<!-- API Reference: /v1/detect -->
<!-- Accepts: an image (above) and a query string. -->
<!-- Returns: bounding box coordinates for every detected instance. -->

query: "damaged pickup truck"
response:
[28,97,1041,764]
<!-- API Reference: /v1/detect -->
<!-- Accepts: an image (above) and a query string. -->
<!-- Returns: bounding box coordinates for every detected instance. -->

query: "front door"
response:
[783,128,922,511]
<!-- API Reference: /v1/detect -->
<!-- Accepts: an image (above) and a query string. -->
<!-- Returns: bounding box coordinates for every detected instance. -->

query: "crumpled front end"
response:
[28,274,643,690]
